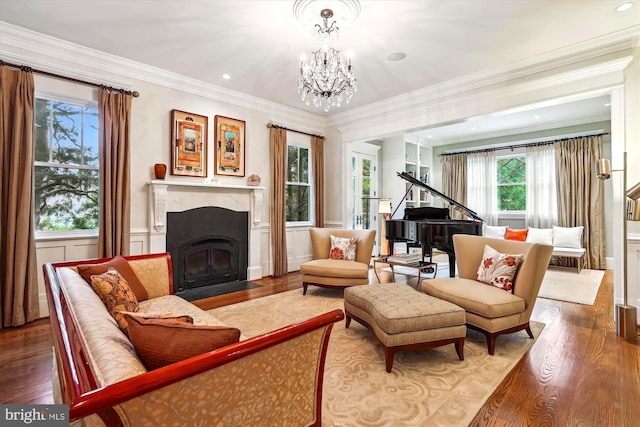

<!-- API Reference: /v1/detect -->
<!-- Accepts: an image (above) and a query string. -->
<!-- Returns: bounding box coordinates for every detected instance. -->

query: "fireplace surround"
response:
[148,180,264,281]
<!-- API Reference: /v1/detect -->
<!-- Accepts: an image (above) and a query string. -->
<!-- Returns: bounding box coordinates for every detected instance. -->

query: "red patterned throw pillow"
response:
[90,268,139,328]
[123,313,241,370]
[329,235,357,260]
[476,245,523,292]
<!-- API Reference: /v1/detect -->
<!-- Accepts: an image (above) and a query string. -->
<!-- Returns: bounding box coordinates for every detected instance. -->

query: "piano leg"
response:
[448,253,456,277]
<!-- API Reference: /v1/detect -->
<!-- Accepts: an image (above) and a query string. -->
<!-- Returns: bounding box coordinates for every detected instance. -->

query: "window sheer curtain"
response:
[311,135,324,227]
[554,135,605,269]
[0,66,39,328]
[270,127,288,276]
[467,151,498,225]
[98,88,132,258]
[441,153,467,220]
[525,144,558,228]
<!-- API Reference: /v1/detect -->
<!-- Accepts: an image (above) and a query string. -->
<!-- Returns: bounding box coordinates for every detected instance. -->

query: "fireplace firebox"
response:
[167,207,248,295]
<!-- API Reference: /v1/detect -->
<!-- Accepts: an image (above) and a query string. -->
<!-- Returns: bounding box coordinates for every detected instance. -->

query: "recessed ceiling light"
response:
[604,103,611,107]
[471,127,476,131]
[616,2,633,12]
[222,74,231,80]
[427,135,432,138]
[534,115,541,119]
[387,52,406,61]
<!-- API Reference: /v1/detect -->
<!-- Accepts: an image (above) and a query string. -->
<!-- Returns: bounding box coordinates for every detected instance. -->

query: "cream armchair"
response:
[422,234,553,355]
[300,228,376,295]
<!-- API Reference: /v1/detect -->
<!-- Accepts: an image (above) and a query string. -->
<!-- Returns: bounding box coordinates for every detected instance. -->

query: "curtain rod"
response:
[267,123,324,139]
[0,59,140,98]
[440,132,609,157]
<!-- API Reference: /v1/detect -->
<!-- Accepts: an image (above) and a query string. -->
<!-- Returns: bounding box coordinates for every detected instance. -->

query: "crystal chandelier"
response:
[298,8,356,112]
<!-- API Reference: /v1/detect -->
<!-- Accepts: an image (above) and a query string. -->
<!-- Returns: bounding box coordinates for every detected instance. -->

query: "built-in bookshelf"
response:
[404,139,432,206]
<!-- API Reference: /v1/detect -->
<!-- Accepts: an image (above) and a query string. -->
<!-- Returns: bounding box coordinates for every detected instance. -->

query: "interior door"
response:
[351,152,377,230]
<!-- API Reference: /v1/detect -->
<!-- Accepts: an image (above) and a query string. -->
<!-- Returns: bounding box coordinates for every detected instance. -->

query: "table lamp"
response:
[378,199,392,256]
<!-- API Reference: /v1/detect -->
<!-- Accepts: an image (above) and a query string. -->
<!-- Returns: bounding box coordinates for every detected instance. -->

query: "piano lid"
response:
[397,171,484,222]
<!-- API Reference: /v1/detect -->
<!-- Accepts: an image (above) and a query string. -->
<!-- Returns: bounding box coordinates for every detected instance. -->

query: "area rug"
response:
[538,267,605,305]
[208,287,544,427]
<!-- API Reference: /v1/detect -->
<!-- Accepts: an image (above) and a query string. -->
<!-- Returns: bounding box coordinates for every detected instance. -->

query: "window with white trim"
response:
[34,95,100,231]
[285,140,313,224]
[497,154,526,212]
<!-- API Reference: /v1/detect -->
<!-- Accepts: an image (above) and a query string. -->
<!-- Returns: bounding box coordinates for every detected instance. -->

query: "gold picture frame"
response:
[171,109,207,177]
[214,115,245,177]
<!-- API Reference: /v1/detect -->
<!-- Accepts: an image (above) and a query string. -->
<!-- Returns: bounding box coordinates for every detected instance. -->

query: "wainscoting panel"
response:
[287,227,312,272]
[35,237,98,318]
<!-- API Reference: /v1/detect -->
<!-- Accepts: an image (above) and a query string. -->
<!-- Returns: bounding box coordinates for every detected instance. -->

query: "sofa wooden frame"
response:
[44,253,344,426]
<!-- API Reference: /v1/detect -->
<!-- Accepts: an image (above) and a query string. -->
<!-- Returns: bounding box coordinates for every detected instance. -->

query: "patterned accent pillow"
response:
[77,255,149,301]
[90,268,139,328]
[123,313,241,370]
[476,245,523,292]
[329,235,357,260]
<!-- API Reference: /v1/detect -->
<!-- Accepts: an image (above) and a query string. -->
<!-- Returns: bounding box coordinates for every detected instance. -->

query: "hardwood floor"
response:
[1,269,638,426]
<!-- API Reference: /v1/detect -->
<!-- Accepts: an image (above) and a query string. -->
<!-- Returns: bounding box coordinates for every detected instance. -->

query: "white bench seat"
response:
[551,247,586,273]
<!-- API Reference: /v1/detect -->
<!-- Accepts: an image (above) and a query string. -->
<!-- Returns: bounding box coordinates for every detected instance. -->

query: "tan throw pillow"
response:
[123,313,241,370]
[90,268,139,328]
[329,235,357,260]
[476,245,523,292]
[77,255,149,301]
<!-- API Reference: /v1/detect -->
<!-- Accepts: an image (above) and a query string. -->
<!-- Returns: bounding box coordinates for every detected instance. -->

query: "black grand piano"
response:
[386,172,484,277]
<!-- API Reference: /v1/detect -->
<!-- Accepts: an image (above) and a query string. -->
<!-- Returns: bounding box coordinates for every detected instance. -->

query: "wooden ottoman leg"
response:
[383,346,396,373]
[345,314,352,328]
[455,337,465,361]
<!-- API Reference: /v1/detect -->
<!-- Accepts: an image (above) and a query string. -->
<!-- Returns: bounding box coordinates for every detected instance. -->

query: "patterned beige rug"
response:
[208,287,544,427]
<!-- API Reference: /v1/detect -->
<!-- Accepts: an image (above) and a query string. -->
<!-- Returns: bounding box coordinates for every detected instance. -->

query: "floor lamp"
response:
[596,152,640,339]
[378,199,392,256]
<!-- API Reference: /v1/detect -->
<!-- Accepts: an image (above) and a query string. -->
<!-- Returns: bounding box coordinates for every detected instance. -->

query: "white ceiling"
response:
[0,0,637,142]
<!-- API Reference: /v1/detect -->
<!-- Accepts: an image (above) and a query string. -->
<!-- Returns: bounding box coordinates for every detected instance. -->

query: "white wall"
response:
[326,49,640,322]
[2,23,639,322]
[4,28,327,318]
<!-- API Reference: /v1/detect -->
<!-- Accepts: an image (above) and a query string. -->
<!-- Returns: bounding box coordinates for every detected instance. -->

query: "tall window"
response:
[497,155,526,211]
[286,141,312,223]
[34,95,100,231]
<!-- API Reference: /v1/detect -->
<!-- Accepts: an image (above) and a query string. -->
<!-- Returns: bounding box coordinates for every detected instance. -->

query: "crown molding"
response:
[432,115,611,147]
[0,21,326,128]
[327,25,639,130]
[332,54,632,141]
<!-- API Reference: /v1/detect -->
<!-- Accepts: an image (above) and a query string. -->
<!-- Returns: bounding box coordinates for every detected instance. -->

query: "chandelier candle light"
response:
[298,8,356,112]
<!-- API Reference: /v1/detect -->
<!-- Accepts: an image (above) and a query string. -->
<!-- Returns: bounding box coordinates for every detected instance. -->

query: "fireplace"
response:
[167,206,248,294]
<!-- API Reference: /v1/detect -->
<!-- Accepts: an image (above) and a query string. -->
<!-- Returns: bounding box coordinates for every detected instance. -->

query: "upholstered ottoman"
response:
[344,284,466,372]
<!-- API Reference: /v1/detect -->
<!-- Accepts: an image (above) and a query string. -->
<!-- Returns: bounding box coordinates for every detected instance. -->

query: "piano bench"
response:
[344,284,466,373]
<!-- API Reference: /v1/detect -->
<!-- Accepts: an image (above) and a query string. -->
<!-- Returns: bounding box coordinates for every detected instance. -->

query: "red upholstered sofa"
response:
[44,252,343,426]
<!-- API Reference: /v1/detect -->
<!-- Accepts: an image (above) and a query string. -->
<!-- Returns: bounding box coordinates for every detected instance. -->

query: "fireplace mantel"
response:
[149,180,264,232]
[150,179,265,192]
[147,180,265,280]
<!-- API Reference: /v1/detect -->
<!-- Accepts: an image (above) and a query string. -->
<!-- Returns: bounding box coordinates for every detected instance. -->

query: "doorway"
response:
[350,141,381,252]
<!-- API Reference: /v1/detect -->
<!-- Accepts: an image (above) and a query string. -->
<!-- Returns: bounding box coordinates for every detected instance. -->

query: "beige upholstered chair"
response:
[300,228,376,295]
[422,234,553,355]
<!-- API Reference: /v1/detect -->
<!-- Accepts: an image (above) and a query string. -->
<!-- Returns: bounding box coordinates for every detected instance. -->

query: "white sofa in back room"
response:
[483,225,586,273]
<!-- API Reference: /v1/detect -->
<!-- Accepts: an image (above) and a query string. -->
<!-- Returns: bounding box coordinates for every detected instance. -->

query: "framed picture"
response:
[214,115,245,177]
[171,109,207,177]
